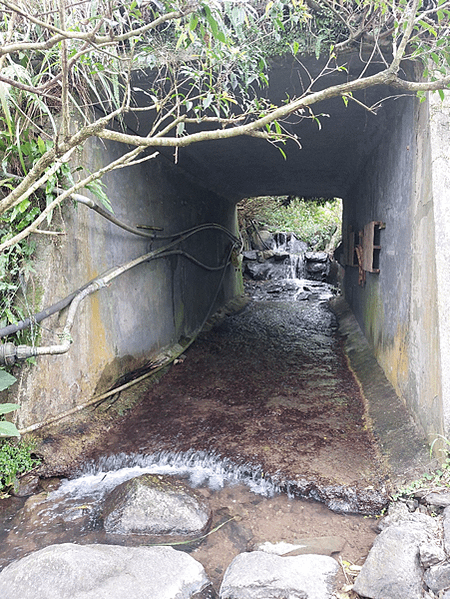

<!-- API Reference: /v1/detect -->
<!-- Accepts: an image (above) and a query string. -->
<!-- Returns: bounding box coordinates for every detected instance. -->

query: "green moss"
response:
[174,302,185,334]
[0,438,41,496]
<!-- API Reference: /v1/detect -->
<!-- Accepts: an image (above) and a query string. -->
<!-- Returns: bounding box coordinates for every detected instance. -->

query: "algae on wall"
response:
[9,135,242,431]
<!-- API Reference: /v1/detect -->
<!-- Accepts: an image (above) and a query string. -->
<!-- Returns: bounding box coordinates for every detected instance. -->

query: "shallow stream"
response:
[0,266,386,593]
[0,451,378,591]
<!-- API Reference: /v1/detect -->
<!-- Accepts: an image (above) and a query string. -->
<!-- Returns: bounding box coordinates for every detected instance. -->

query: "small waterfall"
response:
[287,253,306,280]
[55,450,279,502]
[243,230,334,300]
[272,232,307,281]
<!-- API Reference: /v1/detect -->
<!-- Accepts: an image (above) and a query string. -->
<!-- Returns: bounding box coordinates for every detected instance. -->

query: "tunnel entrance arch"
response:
[119,52,443,448]
[9,50,450,467]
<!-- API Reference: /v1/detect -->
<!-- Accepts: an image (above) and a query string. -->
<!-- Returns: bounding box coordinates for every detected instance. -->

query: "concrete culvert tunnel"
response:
[7,51,449,503]
[3,43,450,599]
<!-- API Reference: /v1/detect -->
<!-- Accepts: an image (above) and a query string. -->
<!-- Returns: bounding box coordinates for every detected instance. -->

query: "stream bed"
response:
[0,451,378,591]
[0,275,388,593]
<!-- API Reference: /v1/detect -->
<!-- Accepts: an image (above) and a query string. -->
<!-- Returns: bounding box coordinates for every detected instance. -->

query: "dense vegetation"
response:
[239,196,342,251]
[0,437,40,496]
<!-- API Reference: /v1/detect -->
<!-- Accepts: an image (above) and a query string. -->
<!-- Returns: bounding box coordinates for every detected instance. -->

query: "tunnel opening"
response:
[5,50,435,487]
[0,59,445,599]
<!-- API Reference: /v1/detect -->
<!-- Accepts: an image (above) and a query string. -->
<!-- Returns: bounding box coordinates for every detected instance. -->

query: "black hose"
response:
[0,224,239,339]
[0,283,92,338]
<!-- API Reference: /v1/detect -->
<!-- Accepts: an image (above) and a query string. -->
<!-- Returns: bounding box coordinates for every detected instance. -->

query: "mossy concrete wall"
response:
[13,133,242,430]
[343,92,447,444]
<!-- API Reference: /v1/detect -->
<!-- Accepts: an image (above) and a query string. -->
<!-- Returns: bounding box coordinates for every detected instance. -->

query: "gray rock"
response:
[378,501,439,534]
[251,229,274,250]
[219,551,339,599]
[244,262,275,280]
[444,506,450,553]
[11,473,40,497]
[306,262,327,273]
[424,492,450,508]
[352,524,427,599]
[0,543,210,599]
[424,561,450,593]
[102,474,211,536]
[420,542,446,568]
[305,251,328,262]
[406,499,419,512]
[273,232,307,254]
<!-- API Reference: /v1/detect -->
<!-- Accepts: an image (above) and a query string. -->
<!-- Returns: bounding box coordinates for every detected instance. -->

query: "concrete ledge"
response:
[331,296,432,489]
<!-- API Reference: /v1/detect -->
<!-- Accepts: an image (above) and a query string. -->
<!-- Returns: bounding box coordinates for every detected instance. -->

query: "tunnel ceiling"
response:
[123,52,410,202]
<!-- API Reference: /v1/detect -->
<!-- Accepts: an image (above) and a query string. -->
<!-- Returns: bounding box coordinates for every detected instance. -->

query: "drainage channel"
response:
[0,273,395,593]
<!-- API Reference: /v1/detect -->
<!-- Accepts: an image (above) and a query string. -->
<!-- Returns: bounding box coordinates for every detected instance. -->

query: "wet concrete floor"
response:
[77,280,387,514]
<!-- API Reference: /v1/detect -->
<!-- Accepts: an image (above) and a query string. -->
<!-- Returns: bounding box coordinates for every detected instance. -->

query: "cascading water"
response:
[272,232,307,280]
[56,450,278,502]
[243,230,336,303]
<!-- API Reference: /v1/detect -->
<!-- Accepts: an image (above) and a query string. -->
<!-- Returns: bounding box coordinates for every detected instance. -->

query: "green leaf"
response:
[431,52,440,65]
[0,421,20,438]
[278,146,287,160]
[189,14,198,31]
[439,88,445,101]
[0,371,17,392]
[37,136,46,154]
[0,402,20,415]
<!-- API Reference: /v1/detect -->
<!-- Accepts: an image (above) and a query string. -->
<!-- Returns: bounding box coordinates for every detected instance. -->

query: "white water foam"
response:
[52,451,278,502]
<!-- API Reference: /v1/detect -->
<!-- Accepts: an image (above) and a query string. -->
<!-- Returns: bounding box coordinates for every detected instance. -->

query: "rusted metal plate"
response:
[362,221,385,273]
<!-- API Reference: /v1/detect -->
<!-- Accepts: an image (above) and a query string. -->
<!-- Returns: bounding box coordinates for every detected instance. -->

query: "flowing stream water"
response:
[0,242,384,593]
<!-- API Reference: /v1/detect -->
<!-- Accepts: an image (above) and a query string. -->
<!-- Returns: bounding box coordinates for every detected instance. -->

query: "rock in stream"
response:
[102,473,212,538]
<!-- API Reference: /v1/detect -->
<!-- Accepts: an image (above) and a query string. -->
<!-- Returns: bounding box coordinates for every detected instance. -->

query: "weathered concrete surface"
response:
[430,92,450,441]
[11,139,242,430]
[127,53,396,202]
[331,297,430,487]
[342,83,446,448]
[7,50,450,452]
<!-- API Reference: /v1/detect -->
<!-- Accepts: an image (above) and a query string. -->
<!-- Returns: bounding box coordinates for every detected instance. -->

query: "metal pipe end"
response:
[0,343,17,366]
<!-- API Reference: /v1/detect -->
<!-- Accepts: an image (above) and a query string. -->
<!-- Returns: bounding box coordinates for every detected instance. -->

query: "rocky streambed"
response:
[0,231,439,598]
[2,471,450,598]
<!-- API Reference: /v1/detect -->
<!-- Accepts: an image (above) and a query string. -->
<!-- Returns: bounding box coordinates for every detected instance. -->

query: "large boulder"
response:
[219,551,339,599]
[102,474,211,537]
[0,543,211,599]
[352,522,429,599]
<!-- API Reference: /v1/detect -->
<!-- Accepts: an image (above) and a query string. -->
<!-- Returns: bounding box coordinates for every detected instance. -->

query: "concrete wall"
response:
[430,92,450,439]
[343,91,445,443]
[13,133,242,430]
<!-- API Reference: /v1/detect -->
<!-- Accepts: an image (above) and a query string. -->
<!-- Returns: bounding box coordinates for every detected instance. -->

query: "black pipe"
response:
[0,225,239,339]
